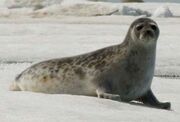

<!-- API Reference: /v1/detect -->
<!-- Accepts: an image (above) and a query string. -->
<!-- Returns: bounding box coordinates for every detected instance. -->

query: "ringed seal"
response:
[10,18,171,110]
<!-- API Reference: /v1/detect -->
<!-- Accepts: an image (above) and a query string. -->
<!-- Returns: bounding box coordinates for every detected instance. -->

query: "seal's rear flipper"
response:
[96,89,120,101]
[9,82,21,91]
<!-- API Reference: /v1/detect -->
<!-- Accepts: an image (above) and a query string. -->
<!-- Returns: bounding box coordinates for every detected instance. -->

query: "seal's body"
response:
[10,18,171,109]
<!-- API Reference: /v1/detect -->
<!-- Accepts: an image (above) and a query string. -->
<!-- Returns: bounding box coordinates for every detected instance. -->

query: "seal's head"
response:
[127,18,159,45]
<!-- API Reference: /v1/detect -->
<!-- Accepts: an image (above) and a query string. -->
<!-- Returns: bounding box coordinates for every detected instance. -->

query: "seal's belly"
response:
[17,68,97,95]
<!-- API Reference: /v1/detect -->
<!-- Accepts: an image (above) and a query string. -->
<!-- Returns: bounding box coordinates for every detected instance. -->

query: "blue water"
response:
[98,0,180,3]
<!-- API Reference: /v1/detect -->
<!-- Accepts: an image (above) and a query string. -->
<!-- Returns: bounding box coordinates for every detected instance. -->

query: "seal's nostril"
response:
[146,30,154,37]
[147,30,152,34]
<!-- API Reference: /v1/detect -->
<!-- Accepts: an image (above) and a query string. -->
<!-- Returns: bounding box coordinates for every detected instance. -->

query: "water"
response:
[92,0,180,3]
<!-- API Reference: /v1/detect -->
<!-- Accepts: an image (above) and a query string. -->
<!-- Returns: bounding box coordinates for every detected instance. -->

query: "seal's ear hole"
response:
[151,25,157,31]
[136,24,143,31]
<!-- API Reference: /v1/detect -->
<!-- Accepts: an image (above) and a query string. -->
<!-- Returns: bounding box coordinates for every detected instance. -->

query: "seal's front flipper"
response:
[137,89,171,110]
[96,89,120,101]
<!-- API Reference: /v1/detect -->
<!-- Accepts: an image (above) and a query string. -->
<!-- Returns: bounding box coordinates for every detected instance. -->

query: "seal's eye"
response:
[136,24,143,31]
[151,25,157,31]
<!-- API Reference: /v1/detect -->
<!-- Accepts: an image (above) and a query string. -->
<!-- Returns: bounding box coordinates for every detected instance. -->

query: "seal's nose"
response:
[145,30,154,37]
[146,30,152,34]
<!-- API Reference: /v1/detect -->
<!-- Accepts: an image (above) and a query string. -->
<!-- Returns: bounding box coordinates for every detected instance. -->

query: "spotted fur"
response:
[10,18,171,109]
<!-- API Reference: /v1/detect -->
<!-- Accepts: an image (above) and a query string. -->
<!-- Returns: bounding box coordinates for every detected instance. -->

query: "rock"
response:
[152,5,173,18]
